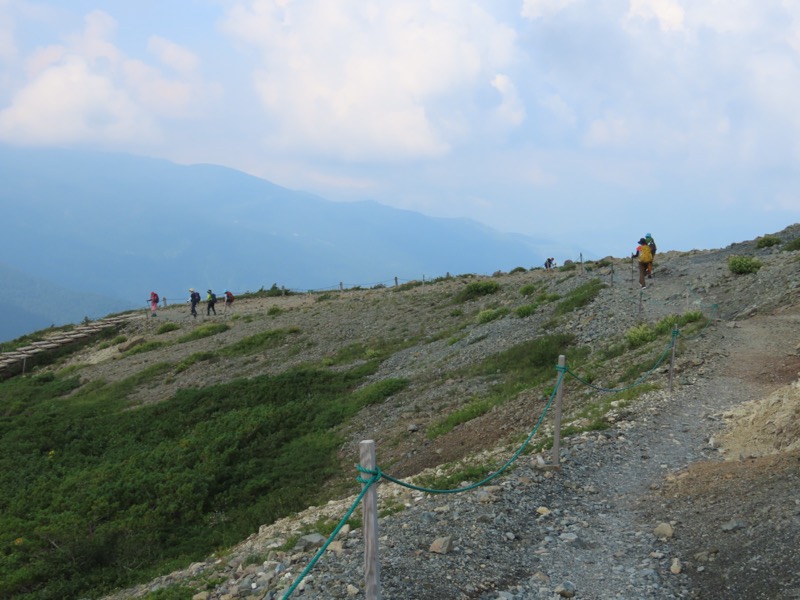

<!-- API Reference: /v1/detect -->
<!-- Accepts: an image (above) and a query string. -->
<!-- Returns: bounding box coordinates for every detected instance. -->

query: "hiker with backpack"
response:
[224,290,235,313]
[189,288,201,318]
[149,291,159,317]
[206,289,217,315]
[644,233,657,278]
[632,238,653,289]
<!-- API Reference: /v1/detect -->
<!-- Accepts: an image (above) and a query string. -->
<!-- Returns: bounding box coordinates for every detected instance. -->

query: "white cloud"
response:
[626,0,685,32]
[148,36,198,74]
[0,55,158,144]
[222,0,517,161]
[540,93,576,127]
[520,0,579,20]
[491,73,525,127]
[0,8,210,146]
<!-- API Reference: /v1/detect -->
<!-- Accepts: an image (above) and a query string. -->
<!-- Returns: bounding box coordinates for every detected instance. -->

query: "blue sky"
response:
[2,0,799,259]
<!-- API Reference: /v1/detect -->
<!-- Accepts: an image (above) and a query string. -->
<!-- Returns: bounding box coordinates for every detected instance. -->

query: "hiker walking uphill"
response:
[149,291,159,317]
[189,288,201,318]
[632,237,653,288]
[224,290,235,313]
[645,233,657,278]
[206,289,217,315]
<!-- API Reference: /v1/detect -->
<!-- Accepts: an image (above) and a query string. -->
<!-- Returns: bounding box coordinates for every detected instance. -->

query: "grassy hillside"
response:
[0,260,719,599]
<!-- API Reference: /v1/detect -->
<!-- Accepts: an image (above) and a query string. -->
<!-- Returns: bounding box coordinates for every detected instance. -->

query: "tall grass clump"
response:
[218,327,301,357]
[176,323,229,343]
[476,307,509,324]
[453,280,501,303]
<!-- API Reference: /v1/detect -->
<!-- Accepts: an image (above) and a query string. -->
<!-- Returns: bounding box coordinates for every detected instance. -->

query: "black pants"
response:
[207,301,216,315]
[191,301,198,317]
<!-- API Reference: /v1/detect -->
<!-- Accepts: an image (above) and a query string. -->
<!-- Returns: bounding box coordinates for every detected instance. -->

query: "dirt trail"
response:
[644,308,800,599]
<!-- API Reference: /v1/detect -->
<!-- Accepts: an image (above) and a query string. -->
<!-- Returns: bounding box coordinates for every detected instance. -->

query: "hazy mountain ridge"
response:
[1,145,574,342]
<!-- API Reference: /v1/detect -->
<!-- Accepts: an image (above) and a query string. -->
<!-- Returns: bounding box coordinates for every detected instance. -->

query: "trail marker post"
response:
[360,440,381,599]
[669,326,678,393]
[551,355,565,469]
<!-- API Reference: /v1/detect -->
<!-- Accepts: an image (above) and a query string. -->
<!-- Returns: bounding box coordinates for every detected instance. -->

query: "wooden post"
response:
[610,263,614,288]
[551,355,565,469]
[360,440,381,599]
[668,326,678,394]
[580,253,584,275]
[340,282,344,292]
[394,277,398,288]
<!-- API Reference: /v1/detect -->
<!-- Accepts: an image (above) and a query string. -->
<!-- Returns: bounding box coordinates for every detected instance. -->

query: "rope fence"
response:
[278,297,717,598]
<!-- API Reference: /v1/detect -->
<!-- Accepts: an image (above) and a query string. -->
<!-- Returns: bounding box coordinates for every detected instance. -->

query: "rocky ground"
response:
[86,226,800,599]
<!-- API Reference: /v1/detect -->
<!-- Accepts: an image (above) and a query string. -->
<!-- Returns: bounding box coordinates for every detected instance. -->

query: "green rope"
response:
[280,471,380,600]
[371,368,566,494]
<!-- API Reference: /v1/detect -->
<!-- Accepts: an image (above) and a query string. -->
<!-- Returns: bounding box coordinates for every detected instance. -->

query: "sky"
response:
[2,0,800,259]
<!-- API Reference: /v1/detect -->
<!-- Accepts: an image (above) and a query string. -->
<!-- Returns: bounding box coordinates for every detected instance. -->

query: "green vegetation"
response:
[558,262,577,272]
[411,463,497,491]
[174,351,217,373]
[267,306,283,316]
[728,255,763,274]
[0,363,404,599]
[509,266,527,274]
[519,283,539,297]
[755,235,781,249]
[315,293,335,302]
[239,284,293,298]
[218,327,301,357]
[553,279,606,315]
[176,323,230,343]
[124,340,167,356]
[561,384,660,434]
[157,323,181,335]
[476,307,509,324]
[428,333,585,439]
[515,304,537,318]
[453,280,501,303]
[783,237,800,252]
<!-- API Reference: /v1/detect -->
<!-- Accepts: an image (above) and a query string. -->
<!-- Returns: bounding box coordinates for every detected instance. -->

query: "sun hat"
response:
[189,288,195,292]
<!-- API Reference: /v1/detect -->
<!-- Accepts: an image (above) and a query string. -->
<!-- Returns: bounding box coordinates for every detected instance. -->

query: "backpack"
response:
[152,293,159,303]
[647,238,657,255]
[191,291,200,302]
[225,291,234,302]
[210,293,217,303]
[638,244,653,263]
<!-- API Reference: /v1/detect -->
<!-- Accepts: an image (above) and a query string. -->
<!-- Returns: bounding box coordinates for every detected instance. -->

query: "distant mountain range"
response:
[1,145,574,342]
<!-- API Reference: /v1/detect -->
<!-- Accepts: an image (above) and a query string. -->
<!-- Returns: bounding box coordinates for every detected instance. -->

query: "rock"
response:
[555,580,577,597]
[429,536,453,554]
[294,533,327,551]
[670,557,682,574]
[721,519,747,532]
[653,522,674,539]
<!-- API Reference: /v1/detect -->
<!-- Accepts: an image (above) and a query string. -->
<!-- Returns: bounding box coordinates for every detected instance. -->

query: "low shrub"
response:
[453,280,501,302]
[756,235,781,249]
[782,238,800,252]
[510,266,527,274]
[515,304,537,318]
[476,307,509,324]
[728,256,762,275]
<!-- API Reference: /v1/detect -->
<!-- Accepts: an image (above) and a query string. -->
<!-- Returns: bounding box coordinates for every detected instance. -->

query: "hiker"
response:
[224,290,235,312]
[632,238,653,288]
[644,233,657,278]
[544,257,555,272]
[206,289,217,315]
[149,291,159,317]
[189,288,200,318]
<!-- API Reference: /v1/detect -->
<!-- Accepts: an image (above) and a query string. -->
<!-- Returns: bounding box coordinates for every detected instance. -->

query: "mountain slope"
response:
[1,145,572,328]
